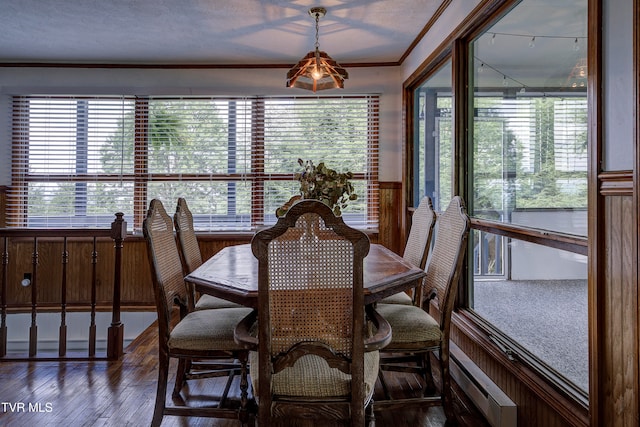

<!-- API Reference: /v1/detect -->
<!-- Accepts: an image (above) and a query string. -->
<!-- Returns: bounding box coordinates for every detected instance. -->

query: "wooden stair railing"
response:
[0,213,127,361]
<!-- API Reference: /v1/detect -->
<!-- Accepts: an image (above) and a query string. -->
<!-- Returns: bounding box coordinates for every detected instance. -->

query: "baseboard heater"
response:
[450,342,517,427]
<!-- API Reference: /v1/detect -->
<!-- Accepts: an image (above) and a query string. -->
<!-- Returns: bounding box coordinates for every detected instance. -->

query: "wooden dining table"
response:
[185,243,426,309]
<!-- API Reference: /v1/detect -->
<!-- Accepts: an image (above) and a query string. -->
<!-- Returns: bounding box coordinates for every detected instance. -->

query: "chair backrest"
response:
[251,199,370,419]
[403,197,436,269]
[143,199,189,346]
[173,197,203,275]
[423,196,470,333]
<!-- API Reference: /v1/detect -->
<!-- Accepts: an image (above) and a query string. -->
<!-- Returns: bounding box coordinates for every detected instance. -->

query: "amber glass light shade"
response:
[286,49,348,92]
[286,7,348,92]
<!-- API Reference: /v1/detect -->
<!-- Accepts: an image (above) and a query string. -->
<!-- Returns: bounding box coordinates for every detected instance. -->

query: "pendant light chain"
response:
[314,11,320,50]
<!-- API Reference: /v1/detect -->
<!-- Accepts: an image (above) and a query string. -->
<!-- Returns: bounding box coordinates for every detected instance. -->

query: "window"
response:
[467,0,588,399]
[409,0,588,402]
[10,95,379,232]
[413,59,453,211]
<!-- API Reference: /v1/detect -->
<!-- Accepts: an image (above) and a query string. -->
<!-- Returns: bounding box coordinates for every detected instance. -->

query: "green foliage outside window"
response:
[472,96,587,218]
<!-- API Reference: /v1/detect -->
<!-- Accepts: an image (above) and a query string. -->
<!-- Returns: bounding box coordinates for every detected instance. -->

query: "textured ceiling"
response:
[0,0,446,65]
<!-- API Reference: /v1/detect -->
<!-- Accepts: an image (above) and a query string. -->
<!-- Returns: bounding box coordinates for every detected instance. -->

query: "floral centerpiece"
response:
[277,159,358,217]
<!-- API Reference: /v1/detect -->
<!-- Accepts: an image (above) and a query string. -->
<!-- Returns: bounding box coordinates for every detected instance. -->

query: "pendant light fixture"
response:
[286,7,348,92]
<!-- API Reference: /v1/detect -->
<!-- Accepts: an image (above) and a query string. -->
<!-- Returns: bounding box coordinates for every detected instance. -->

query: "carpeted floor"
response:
[473,279,588,392]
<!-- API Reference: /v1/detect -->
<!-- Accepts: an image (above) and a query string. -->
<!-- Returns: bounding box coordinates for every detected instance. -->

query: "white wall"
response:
[401,0,482,82]
[510,240,587,280]
[511,210,587,236]
[603,0,634,171]
[0,65,403,183]
[510,210,588,280]
[5,311,156,353]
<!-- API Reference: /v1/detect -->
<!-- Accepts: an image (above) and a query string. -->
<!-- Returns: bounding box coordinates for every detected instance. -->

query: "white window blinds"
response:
[10,95,379,232]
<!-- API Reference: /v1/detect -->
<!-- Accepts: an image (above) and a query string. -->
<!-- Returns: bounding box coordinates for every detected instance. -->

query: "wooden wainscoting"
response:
[595,171,638,426]
[102,236,256,309]
[0,186,6,228]
[0,236,258,311]
[378,182,403,255]
[2,237,154,310]
[1,218,127,360]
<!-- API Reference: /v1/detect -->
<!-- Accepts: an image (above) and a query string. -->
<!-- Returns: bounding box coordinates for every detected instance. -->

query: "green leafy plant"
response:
[278,159,358,217]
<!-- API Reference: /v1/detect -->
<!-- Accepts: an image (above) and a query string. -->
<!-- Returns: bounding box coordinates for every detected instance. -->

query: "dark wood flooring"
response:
[0,320,490,426]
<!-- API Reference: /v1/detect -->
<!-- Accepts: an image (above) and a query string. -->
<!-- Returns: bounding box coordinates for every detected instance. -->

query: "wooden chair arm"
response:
[233,309,258,350]
[364,305,392,351]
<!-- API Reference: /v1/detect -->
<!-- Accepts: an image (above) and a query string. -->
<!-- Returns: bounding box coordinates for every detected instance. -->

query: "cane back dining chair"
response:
[234,200,392,426]
[143,199,254,427]
[380,196,436,305]
[173,197,247,383]
[174,197,243,310]
[375,196,470,425]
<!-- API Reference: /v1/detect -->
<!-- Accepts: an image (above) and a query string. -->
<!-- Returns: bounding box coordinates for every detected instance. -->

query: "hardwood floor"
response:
[0,320,490,426]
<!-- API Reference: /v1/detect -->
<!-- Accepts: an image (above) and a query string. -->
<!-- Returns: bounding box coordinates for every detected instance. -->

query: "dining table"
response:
[185,243,426,309]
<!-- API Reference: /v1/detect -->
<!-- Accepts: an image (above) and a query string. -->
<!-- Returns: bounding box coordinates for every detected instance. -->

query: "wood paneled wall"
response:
[1,237,254,311]
[595,172,639,426]
[378,182,403,255]
[0,186,6,227]
[2,238,150,309]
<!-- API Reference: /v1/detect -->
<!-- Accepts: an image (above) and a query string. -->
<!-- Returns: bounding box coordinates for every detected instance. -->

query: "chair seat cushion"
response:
[249,351,379,400]
[379,291,413,305]
[169,307,253,351]
[195,294,244,310]
[376,303,441,348]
